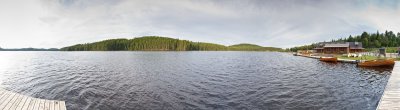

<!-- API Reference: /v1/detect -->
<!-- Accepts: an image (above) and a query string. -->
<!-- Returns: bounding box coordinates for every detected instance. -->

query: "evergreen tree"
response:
[289,30,400,51]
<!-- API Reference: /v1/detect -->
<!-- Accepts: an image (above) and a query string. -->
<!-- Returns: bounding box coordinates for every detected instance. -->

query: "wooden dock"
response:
[295,53,399,109]
[296,54,358,63]
[0,88,66,110]
[377,61,400,110]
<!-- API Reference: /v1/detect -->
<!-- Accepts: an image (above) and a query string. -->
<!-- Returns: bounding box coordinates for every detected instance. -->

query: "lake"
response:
[0,51,392,110]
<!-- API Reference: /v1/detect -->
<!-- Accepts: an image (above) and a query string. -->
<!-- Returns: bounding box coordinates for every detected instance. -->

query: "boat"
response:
[358,59,395,67]
[320,57,338,62]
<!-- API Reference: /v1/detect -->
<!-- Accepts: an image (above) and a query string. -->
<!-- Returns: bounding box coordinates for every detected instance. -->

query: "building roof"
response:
[313,42,364,49]
[324,43,349,47]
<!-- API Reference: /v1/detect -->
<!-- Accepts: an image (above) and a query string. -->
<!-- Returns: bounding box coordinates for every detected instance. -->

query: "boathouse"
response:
[314,42,364,54]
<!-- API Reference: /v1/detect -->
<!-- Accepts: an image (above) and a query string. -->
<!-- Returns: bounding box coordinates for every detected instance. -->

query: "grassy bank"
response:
[337,55,377,60]
[337,55,400,61]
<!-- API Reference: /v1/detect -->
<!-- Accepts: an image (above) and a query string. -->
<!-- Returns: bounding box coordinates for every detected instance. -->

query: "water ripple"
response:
[0,51,393,110]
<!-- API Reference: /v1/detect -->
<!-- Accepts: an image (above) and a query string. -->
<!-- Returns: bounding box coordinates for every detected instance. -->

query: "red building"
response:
[314,42,364,54]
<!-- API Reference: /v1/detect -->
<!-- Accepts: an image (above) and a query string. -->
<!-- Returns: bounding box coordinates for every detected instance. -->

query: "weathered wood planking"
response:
[0,88,66,110]
[377,61,400,110]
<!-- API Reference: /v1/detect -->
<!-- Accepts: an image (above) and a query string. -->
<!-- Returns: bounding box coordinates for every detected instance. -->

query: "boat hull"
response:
[320,57,338,62]
[358,59,395,67]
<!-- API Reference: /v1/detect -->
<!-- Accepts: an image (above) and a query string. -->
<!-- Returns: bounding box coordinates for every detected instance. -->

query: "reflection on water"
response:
[0,51,393,110]
[359,66,394,74]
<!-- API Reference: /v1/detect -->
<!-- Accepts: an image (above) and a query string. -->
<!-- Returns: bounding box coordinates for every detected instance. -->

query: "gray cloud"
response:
[0,0,399,48]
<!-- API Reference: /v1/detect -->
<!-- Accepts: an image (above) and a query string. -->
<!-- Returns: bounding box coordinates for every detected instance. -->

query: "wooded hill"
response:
[289,30,400,52]
[61,36,282,51]
[228,43,282,51]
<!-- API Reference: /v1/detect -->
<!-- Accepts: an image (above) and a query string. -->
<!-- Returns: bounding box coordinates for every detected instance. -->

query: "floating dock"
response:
[296,54,358,63]
[0,88,66,110]
[377,61,400,110]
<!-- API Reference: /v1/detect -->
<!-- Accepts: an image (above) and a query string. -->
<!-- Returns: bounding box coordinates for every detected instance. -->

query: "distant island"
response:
[0,47,59,51]
[61,36,283,51]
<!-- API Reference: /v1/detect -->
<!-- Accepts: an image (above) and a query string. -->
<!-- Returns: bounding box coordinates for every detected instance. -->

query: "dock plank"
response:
[0,90,5,96]
[33,98,41,110]
[21,97,33,110]
[0,91,10,103]
[44,100,50,110]
[0,92,16,109]
[39,99,45,110]
[3,94,22,110]
[9,94,25,110]
[377,61,400,109]
[54,101,60,110]
[0,92,11,108]
[16,95,29,110]
[0,89,66,110]
[49,100,55,110]
[59,101,66,110]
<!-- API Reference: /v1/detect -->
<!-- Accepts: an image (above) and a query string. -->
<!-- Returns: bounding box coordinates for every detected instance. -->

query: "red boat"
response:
[358,59,395,67]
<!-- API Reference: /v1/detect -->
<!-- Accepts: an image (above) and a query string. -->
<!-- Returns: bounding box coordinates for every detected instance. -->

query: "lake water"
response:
[0,51,393,110]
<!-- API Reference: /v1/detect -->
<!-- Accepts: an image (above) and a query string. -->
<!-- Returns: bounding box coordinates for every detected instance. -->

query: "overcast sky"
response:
[0,0,399,48]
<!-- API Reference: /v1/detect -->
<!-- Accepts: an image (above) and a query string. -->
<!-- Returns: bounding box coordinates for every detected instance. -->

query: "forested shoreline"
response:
[289,30,400,52]
[61,36,283,51]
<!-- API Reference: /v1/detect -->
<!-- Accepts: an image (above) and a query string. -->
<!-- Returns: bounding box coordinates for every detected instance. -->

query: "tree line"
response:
[288,30,400,52]
[61,36,283,51]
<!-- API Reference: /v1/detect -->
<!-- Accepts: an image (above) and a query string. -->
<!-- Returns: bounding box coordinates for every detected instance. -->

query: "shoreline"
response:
[295,53,360,63]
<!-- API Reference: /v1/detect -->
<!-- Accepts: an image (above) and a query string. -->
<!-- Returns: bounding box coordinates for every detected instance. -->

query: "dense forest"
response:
[289,30,400,52]
[61,36,283,51]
